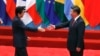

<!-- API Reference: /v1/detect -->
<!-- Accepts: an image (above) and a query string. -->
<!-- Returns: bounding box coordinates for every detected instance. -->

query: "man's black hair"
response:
[71,5,81,15]
[15,6,25,16]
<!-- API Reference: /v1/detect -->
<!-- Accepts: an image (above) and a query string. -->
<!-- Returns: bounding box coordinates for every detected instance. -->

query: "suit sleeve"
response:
[14,20,38,32]
[77,22,85,48]
[55,21,70,29]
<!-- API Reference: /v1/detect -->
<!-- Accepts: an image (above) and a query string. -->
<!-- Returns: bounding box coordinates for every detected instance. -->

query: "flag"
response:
[26,0,42,25]
[16,0,34,28]
[0,0,12,25]
[64,0,73,21]
[0,0,6,23]
[16,0,42,28]
[84,0,100,27]
[16,0,26,6]
[16,0,30,25]
[73,0,89,26]
[55,0,68,22]
[36,0,50,26]
[45,0,60,25]
[6,0,16,20]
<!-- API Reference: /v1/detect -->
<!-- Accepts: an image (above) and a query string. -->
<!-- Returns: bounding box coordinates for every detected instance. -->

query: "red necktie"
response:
[72,19,75,26]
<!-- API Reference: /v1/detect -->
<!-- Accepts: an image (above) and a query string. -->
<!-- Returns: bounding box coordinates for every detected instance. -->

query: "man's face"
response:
[18,10,25,18]
[70,9,77,18]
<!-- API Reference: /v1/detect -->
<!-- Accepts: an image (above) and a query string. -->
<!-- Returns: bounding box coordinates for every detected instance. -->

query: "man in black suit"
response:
[47,6,85,56]
[12,6,45,56]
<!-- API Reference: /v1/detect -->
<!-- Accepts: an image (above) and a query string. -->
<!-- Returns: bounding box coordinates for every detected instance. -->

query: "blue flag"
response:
[0,0,12,25]
[64,0,73,21]
[45,0,60,25]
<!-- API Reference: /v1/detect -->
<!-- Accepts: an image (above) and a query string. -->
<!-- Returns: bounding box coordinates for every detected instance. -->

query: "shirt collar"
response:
[74,15,80,21]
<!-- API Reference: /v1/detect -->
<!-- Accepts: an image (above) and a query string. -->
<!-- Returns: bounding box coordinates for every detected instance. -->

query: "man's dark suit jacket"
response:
[55,16,85,51]
[12,17,38,47]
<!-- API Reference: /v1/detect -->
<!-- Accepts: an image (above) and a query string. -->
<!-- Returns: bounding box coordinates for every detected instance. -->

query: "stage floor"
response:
[0,46,100,56]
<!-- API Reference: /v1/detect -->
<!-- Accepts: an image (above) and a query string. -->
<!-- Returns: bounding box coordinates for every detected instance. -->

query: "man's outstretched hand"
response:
[38,25,45,32]
[47,24,55,30]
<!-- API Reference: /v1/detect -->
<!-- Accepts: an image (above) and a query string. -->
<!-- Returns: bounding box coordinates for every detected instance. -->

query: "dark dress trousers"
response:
[12,17,38,56]
[55,16,85,56]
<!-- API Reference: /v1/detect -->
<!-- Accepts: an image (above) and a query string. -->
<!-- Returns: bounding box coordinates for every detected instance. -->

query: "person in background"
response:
[12,6,45,56]
[47,6,85,56]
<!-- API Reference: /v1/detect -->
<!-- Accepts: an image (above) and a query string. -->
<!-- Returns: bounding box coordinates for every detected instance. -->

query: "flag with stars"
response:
[36,0,50,27]
[45,0,60,25]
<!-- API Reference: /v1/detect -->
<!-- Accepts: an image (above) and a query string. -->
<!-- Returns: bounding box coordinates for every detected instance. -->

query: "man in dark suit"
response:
[12,6,45,56]
[47,6,85,56]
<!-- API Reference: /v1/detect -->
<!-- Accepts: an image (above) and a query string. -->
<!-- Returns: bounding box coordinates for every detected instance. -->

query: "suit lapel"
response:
[70,16,81,27]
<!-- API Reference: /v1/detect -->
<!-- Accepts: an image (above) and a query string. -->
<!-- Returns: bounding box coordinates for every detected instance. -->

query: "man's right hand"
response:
[38,25,45,32]
[47,24,55,30]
